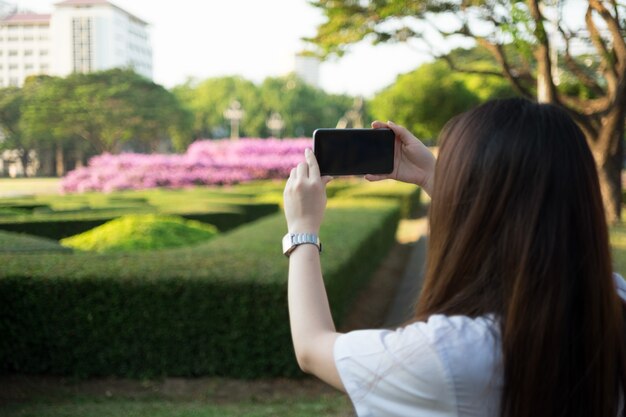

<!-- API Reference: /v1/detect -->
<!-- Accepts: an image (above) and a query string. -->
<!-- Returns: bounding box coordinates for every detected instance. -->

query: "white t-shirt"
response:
[334,274,626,417]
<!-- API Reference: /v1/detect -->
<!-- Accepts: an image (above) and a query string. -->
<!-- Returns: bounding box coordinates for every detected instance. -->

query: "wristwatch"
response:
[282,233,322,257]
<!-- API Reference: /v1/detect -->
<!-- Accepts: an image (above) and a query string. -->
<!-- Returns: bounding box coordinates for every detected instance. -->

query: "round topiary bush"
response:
[60,214,219,253]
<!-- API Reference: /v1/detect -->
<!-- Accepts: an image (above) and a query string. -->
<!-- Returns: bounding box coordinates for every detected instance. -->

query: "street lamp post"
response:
[223,100,245,140]
[266,112,285,138]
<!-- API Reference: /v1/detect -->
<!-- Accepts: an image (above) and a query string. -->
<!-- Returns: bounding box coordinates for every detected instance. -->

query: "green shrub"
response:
[334,180,421,218]
[0,230,72,254]
[0,203,277,240]
[0,202,400,378]
[0,187,279,240]
[61,214,219,253]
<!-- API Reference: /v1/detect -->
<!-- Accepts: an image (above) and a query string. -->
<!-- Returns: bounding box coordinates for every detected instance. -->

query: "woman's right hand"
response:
[365,121,436,197]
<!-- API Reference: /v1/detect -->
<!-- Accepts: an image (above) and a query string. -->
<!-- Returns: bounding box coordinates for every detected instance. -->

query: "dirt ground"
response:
[0,239,415,406]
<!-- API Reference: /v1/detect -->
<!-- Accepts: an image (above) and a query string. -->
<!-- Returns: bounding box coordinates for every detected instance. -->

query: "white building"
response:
[293,54,320,88]
[0,0,151,87]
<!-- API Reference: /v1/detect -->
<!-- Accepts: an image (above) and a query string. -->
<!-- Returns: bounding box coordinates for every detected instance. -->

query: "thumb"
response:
[322,176,334,185]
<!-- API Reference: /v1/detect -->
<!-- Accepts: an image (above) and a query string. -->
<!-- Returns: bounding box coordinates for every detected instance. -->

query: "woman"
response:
[283,98,626,417]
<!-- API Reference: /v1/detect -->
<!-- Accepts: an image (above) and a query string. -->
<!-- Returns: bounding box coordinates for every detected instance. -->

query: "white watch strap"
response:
[282,233,321,257]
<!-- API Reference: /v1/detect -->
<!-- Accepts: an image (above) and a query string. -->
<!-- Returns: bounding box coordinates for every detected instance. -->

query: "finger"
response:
[387,121,417,146]
[365,174,388,182]
[305,148,321,179]
[371,120,389,129]
[297,161,308,179]
[289,167,296,180]
[322,175,334,185]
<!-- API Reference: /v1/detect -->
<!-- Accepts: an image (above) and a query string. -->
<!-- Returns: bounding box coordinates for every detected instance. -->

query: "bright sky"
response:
[13,0,434,97]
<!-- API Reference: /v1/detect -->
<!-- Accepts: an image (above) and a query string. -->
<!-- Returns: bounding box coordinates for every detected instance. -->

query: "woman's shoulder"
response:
[409,314,500,345]
[334,315,502,416]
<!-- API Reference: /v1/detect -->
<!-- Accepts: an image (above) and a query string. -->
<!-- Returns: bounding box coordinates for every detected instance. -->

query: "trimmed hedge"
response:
[61,214,219,253]
[0,202,277,240]
[334,179,421,219]
[0,230,72,254]
[0,187,280,240]
[0,201,400,378]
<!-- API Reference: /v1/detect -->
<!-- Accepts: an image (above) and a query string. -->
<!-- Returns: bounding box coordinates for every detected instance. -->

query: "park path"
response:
[385,218,429,328]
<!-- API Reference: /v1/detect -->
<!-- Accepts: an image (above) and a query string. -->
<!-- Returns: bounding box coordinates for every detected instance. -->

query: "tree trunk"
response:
[588,112,624,224]
[55,143,65,177]
[75,147,84,169]
[38,147,54,176]
[19,149,30,177]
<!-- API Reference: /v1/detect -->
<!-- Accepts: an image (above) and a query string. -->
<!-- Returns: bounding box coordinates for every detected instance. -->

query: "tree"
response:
[173,76,264,138]
[22,69,193,155]
[0,87,32,174]
[259,73,353,137]
[370,60,483,142]
[174,74,354,139]
[308,0,626,222]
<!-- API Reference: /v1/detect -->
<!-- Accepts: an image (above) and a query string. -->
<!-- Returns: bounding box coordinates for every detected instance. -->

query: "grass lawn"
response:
[0,395,352,417]
[0,376,353,417]
[0,178,61,197]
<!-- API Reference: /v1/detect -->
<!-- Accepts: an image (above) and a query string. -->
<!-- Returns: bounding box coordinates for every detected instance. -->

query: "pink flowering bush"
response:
[61,138,312,193]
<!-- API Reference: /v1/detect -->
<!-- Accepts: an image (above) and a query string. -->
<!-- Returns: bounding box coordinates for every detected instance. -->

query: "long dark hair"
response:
[416,98,626,417]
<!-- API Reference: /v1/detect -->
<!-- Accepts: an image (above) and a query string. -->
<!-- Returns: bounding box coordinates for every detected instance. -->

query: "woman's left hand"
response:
[284,148,333,234]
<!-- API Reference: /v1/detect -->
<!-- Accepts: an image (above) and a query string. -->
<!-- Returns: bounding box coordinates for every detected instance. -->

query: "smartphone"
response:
[313,128,395,176]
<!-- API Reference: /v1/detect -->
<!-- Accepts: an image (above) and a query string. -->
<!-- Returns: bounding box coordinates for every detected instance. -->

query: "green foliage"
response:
[444,47,517,101]
[20,69,193,153]
[61,214,219,253]
[0,230,72,254]
[0,87,24,149]
[610,218,626,277]
[0,204,400,378]
[173,76,264,139]
[333,179,421,218]
[173,74,353,138]
[370,61,481,141]
[259,74,352,137]
[0,187,279,239]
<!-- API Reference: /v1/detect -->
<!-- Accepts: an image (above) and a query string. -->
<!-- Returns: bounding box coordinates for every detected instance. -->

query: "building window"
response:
[24,50,33,56]
[7,36,18,41]
[8,50,17,56]
[72,17,92,73]
[9,77,18,86]
[39,49,48,56]
[40,64,49,71]
[25,64,33,70]
[8,64,18,70]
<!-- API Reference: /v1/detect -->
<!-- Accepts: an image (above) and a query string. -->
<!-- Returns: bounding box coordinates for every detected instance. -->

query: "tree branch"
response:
[557,25,606,96]
[438,53,506,77]
[527,0,558,102]
[589,0,626,66]
[585,6,619,90]
[558,94,612,115]
[564,107,601,142]
[477,39,535,99]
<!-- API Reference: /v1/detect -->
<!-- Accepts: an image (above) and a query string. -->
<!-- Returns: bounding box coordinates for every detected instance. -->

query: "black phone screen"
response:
[313,128,395,176]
